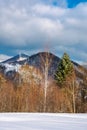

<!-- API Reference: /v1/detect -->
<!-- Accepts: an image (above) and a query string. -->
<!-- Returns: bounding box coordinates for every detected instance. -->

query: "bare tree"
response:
[40,51,53,112]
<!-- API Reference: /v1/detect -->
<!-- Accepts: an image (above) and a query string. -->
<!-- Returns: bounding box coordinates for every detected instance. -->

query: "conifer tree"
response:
[55,52,77,113]
[55,52,74,86]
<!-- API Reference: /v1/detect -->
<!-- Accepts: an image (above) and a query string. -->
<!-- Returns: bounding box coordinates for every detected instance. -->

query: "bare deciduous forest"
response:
[0,65,87,112]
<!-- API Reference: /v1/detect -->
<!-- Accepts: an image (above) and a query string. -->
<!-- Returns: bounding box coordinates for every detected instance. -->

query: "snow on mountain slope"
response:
[2,53,29,64]
[0,53,28,73]
[3,63,21,73]
[0,113,87,130]
[17,56,27,62]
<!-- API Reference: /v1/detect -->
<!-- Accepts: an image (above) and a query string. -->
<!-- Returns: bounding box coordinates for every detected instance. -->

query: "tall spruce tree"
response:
[55,52,74,86]
[55,53,77,113]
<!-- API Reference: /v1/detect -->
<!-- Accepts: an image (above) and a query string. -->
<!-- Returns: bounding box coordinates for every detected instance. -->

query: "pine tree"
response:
[55,53,78,113]
[55,52,74,86]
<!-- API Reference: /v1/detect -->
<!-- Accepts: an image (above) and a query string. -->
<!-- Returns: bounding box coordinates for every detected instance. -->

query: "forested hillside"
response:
[0,52,87,112]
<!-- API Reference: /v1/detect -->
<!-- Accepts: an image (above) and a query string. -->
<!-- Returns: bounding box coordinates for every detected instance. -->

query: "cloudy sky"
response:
[0,0,87,63]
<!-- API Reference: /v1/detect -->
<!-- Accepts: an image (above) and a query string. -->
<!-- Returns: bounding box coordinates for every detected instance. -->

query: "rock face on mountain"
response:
[27,52,60,77]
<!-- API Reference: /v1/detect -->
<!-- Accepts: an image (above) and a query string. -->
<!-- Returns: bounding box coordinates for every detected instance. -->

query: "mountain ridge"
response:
[0,51,85,80]
[2,53,29,64]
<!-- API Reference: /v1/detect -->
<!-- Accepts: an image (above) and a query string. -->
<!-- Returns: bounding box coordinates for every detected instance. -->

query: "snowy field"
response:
[0,113,87,130]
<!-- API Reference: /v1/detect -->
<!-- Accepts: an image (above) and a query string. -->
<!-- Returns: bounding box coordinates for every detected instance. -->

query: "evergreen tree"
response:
[55,52,74,86]
[55,53,77,113]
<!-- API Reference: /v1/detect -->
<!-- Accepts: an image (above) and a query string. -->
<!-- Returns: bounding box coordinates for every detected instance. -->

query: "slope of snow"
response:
[3,63,21,73]
[0,113,87,130]
[17,57,27,61]
[0,63,21,73]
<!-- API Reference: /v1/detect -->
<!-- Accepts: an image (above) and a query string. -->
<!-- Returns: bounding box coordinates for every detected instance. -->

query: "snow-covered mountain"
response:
[0,53,29,73]
[0,52,86,83]
[0,52,60,76]
[2,53,29,65]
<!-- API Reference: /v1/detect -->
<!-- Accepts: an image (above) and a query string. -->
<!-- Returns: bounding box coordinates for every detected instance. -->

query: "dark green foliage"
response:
[55,52,74,86]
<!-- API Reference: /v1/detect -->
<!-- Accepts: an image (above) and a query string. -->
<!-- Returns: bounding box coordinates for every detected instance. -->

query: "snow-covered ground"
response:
[0,113,87,130]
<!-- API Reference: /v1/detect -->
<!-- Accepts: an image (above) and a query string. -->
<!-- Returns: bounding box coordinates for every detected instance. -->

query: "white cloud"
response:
[0,0,67,8]
[0,1,87,61]
[32,4,66,17]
